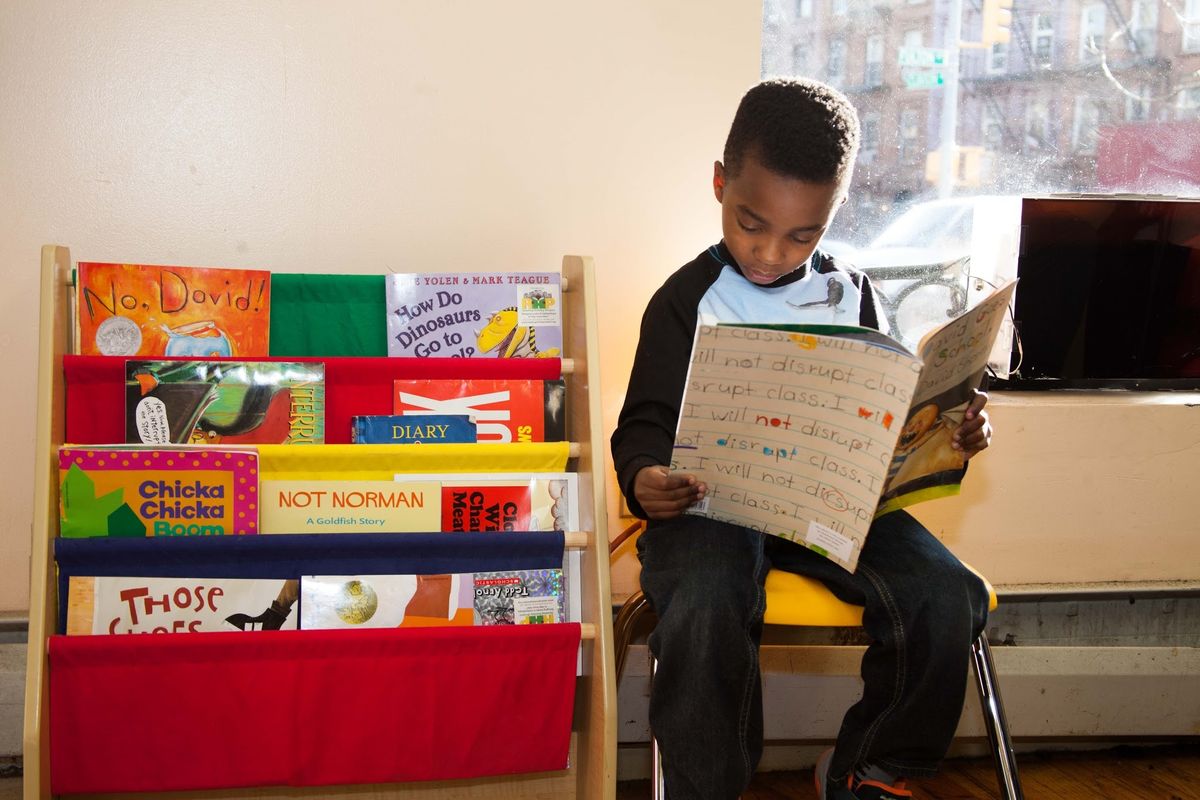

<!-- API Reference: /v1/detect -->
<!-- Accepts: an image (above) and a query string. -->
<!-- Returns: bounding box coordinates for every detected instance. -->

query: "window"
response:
[1073,95,1109,153]
[1033,13,1054,65]
[760,0,1200,347]
[1126,83,1151,122]
[988,41,1008,73]
[1130,0,1158,57]
[860,111,880,163]
[1186,0,1200,53]
[865,35,884,87]
[792,42,810,74]
[1079,4,1107,64]
[982,103,1004,149]
[1178,86,1200,120]
[1025,100,1050,150]
[898,107,920,162]
[827,38,846,86]
[832,0,848,16]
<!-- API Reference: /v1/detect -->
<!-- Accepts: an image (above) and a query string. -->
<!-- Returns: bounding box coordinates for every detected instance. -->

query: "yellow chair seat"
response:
[762,565,998,628]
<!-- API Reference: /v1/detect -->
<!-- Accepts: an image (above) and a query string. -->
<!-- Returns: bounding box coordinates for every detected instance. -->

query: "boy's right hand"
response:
[633,465,707,520]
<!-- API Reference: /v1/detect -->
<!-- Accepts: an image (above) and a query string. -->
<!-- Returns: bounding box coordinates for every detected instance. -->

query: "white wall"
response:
[0,0,764,611]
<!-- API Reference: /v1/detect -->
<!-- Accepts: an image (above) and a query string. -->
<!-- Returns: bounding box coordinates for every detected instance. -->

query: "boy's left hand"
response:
[952,389,992,460]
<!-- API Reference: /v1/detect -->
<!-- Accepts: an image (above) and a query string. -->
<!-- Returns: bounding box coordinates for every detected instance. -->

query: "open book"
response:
[670,279,1016,572]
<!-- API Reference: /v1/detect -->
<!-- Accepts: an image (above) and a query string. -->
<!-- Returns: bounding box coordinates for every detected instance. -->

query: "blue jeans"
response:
[637,510,989,800]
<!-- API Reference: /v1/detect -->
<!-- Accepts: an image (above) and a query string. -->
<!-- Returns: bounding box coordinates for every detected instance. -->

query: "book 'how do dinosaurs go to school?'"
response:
[671,279,1017,573]
[384,272,562,359]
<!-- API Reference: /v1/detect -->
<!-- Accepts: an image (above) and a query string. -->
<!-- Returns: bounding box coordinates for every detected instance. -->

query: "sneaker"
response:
[814,748,912,800]
[814,749,858,800]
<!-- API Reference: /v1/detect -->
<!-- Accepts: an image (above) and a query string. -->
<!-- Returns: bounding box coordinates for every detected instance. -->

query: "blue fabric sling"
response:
[53,531,565,634]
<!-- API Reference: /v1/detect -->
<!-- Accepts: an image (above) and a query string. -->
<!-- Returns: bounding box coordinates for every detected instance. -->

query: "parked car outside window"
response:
[821,196,1020,349]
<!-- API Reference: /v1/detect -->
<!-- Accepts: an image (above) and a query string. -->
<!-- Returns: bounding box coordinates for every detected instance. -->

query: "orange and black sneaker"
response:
[814,749,913,800]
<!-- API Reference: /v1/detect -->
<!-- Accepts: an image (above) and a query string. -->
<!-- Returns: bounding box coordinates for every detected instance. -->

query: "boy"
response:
[610,78,993,800]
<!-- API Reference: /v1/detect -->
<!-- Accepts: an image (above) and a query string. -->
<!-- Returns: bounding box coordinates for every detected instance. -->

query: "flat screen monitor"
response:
[994,196,1200,390]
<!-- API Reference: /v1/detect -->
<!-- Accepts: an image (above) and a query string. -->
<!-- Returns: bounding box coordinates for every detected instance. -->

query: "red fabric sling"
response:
[50,624,579,793]
[63,355,561,444]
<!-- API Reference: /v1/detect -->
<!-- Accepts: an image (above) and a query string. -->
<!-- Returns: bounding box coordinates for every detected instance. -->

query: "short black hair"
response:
[722,78,860,188]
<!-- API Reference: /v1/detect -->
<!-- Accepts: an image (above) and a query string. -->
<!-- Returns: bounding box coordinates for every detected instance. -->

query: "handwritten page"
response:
[671,325,921,572]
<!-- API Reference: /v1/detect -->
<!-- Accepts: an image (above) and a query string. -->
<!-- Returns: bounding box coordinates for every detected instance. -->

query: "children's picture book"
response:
[126,361,325,445]
[58,446,259,538]
[391,472,579,533]
[670,280,1017,572]
[384,272,562,359]
[259,480,441,534]
[392,379,566,442]
[300,574,472,628]
[77,262,271,357]
[298,568,566,629]
[473,569,566,625]
[66,575,297,634]
[350,414,477,444]
[392,472,582,628]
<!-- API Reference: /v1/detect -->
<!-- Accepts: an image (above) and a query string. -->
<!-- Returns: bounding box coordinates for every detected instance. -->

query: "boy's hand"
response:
[952,389,992,460]
[634,465,707,520]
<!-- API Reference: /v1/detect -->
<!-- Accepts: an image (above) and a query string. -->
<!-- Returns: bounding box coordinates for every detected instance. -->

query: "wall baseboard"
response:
[619,644,1200,743]
[0,644,25,758]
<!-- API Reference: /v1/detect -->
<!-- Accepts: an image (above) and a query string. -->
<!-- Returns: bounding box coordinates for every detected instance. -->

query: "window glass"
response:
[1033,13,1054,64]
[860,111,881,164]
[760,0,1200,349]
[1131,0,1158,56]
[827,38,847,86]
[866,35,884,87]
[1186,0,1200,52]
[1079,4,1106,63]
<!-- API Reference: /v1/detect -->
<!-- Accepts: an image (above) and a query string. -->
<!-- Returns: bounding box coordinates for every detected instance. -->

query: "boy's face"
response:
[714,155,844,285]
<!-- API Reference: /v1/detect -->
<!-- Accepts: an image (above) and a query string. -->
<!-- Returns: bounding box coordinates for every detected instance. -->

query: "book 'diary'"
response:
[671,279,1016,572]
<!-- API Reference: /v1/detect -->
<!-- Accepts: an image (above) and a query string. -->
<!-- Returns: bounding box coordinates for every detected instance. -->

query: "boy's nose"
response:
[756,239,785,266]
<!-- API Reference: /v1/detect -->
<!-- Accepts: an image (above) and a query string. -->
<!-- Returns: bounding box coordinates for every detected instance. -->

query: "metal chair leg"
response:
[970,633,1024,800]
[650,651,666,800]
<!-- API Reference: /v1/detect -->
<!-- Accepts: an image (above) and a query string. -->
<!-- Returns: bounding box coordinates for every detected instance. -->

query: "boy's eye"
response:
[737,219,760,233]
[791,236,815,245]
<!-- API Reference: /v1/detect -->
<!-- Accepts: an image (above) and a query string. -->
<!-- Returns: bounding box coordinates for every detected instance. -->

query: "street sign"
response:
[898,46,948,67]
[902,69,946,90]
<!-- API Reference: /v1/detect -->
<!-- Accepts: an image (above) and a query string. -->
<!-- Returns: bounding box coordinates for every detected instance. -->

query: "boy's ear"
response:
[713,161,726,202]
